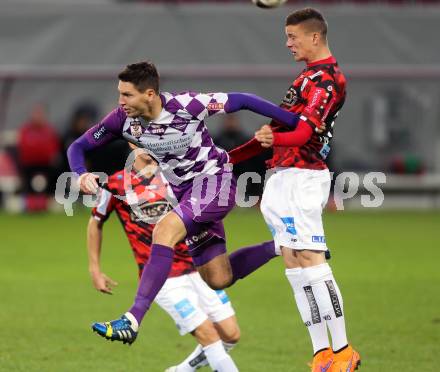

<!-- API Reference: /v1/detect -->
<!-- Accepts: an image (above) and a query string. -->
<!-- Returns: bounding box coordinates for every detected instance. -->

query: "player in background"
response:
[229,8,360,372]
[68,61,321,344]
[88,144,240,372]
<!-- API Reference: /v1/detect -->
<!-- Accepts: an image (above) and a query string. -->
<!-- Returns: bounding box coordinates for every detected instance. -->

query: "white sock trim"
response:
[124,312,139,331]
[222,341,237,353]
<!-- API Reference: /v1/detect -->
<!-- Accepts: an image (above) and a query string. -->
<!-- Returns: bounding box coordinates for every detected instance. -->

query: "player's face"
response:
[118,81,155,118]
[285,24,316,63]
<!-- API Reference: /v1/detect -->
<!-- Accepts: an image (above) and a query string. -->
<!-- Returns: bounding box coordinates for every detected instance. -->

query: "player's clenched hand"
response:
[78,173,100,194]
[255,125,274,148]
[91,271,118,295]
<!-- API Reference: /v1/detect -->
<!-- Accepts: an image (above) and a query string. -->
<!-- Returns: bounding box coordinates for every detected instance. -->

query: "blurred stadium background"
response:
[0,0,439,371]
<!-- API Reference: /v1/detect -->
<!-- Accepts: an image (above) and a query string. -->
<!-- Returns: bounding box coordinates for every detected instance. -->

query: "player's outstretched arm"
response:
[225,93,300,129]
[67,107,126,192]
[255,121,314,148]
[87,216,118,295]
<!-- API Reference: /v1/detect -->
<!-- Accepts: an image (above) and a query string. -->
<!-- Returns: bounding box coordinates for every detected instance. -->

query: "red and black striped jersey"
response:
[92,169,195,278]
[269,56,346,170]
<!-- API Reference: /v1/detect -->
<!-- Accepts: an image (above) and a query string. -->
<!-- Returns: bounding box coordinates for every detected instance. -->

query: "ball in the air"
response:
[252,0,287,9]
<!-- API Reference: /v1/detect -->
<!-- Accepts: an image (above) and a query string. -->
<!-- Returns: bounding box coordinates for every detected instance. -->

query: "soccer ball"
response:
[252,0,287,9]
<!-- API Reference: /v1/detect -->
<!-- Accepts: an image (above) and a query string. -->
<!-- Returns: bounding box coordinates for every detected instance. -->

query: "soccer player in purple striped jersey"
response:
[67,61,315,347]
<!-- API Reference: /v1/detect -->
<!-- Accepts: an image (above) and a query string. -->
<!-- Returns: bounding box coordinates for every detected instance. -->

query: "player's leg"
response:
[291,168,359,370]
[196,249,233,290]
[158,274,238,372]
[191,272,240,371]
[92,211,186,343]
[189,271,240,349]
[194,235,277,289]
[154,275,210,372]
[296,249,360,371]
[260,169,335,370]
[227,240,277,286]
[213,316,240,348]
[168,316,240,372]
[282,247,332,361]
[193,321,238,372]
[128,211,187,323]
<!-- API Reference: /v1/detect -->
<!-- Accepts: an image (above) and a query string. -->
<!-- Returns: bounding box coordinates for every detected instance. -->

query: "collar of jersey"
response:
[307,56,336,68]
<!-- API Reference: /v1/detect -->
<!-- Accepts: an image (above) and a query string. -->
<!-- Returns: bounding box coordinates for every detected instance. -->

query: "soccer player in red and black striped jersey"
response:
[229,8,360,372]
[87,144,240,371]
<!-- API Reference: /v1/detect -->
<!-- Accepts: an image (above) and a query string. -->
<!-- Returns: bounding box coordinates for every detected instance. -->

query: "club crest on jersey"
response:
[282,86,298,107]
[130,120,144,138]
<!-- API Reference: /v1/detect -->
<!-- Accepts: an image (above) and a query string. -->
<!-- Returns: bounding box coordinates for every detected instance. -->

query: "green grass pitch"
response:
[1,208,439,371]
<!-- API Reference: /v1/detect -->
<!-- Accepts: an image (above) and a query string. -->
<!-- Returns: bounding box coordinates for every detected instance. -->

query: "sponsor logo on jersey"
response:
[308,87,325,109]
[207,102,224,111]
[312,235,326,243]
[149,124,165,135]
[130,120,144,138]
[130,200,171,223]
[93,125,106,140]
[174,298,196,319]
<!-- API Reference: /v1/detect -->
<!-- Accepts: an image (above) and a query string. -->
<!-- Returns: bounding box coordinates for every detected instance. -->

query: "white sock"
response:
[175,344,207,371]
[302,263,348,351]
[285,268,330,354]
[203,340,239,372]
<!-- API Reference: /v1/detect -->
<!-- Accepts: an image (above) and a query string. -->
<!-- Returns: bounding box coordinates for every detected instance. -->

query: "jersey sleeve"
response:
[67,107,126,174]
[300,78,338,130]
[91,189,116,222]
[84,107,126,146]
[185,92,229,119]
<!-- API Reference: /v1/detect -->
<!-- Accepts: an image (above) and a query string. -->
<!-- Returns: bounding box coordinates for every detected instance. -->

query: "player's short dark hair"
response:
[118,61,160,93]
[285,8,327,38]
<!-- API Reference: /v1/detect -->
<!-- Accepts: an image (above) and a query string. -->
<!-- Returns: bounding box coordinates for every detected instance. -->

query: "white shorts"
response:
[260,167,331,254]
[154,272,235,336]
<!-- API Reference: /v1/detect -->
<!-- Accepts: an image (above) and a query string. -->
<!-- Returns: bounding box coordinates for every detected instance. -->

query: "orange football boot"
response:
[311,348,334,372]
[331,345,361,372]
